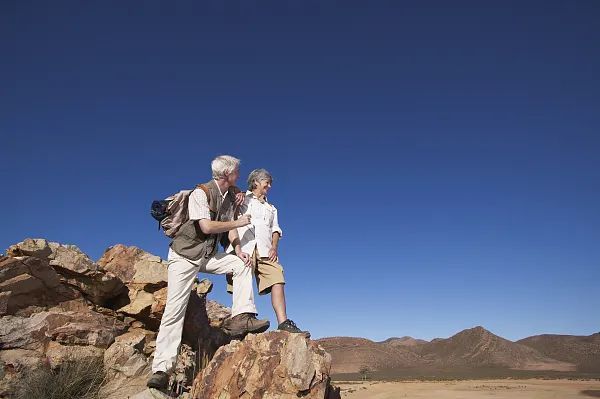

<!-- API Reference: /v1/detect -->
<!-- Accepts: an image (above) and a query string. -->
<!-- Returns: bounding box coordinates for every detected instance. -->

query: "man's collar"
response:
[214,179,228,197]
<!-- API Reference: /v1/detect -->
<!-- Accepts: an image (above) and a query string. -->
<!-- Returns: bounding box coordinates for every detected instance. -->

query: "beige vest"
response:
[170,180,239,261]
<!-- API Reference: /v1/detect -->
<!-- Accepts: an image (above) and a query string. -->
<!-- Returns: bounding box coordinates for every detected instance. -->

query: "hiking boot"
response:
[222,313,270,337]
[278,319,310,338]
[147,371,169,389]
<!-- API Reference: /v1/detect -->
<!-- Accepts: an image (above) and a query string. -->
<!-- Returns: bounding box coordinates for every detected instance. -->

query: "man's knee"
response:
[230,259,251,277]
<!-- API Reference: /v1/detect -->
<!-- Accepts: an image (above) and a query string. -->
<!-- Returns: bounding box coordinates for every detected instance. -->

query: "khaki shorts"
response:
[226,248,285,295]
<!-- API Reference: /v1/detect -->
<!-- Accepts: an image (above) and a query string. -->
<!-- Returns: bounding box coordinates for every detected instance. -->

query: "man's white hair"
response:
[211,155,240,179]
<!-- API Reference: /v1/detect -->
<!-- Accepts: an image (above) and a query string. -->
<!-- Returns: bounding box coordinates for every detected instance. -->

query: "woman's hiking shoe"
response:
[147,371,169,389]
[278,319,310,338]
[222,313,270,337]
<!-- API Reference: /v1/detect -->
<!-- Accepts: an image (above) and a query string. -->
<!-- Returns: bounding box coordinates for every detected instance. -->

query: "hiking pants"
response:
[152,249,257,373]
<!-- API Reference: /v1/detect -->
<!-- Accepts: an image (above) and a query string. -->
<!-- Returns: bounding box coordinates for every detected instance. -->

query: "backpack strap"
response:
[195,184,214,214]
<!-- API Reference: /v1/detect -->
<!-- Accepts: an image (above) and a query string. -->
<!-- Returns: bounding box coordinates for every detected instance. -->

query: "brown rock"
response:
[104,339,150,378]
[195,278,213,297]
[119,289,155,318]
[97,244,167,291]
[191,331,335,399]
[0,308,127,351]
[5,239,126,305]
[0,256,80,316]
[0,349,45,397]
[45,341,105,369]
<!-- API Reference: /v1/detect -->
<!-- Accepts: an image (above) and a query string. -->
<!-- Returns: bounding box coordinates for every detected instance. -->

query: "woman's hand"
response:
[235,192,245,206]
[268,247,278,262]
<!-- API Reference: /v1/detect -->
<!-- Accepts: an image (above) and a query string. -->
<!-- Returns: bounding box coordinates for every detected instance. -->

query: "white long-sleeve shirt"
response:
[236,191,283,257]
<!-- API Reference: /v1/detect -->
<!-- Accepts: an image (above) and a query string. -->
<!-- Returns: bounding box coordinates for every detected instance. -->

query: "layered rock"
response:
[0,256,81,316]
[192,331,339,399]
[6,239,125,305]
[1,239,334,399]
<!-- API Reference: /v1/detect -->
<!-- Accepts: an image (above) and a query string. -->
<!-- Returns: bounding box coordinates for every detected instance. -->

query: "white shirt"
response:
[188,180,228,221]
[237,191,283,257]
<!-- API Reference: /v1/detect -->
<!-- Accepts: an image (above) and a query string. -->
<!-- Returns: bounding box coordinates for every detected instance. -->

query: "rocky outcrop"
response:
[0,256,81,316]
[6,239,125,305]
[191,331,339,399]
[97,244,167,291]
[1,239,333,399]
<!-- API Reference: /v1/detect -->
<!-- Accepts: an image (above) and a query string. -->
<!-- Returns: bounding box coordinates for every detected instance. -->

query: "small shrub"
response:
[15,357,106,399]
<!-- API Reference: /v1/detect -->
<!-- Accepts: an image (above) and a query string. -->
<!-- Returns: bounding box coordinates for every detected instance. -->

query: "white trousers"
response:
[151,248,257,373]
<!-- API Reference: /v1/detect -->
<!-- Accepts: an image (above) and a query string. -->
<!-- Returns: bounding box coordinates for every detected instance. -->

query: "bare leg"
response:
[271,283,287,324]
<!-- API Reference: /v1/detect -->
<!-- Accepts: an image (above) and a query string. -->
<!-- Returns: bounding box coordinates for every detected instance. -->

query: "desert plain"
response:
[337,379,600,399]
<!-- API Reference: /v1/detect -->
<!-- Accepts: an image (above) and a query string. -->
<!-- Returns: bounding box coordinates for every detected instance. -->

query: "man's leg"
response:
[202,253,269,335]
[201,252,257,316]
[151,256,199,375]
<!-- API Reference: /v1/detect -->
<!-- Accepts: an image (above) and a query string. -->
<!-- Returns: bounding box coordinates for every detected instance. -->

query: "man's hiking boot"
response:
[222,313,270,337]
[278,319,311,338]
[147,371,169,390]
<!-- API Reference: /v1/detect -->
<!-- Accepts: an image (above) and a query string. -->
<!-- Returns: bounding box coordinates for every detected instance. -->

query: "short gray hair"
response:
[247,168,273,190]
[211,155,241,179]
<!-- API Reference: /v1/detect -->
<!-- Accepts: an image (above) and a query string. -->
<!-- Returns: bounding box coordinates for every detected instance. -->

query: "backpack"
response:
[150,185,211,238]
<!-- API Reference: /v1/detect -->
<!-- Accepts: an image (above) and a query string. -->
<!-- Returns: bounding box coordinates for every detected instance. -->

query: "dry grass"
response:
[15,358,106,399]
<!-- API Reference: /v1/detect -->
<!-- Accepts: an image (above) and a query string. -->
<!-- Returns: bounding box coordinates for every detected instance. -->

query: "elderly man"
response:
[148,155,270,390]
[227,168,309,337]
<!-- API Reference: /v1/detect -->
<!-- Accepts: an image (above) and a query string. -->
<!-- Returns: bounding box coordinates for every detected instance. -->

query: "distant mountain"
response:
[518,333,600,372]
[379,336,428,348]
[317,326,580,375]
[316,337,421,374]
[416,326,575,371]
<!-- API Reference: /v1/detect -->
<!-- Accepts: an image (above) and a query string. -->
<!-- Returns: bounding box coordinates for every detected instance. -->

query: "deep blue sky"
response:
[2,1,599,341]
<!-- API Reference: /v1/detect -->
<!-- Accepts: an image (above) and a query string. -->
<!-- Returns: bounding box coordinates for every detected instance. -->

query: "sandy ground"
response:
[337,379,600,399]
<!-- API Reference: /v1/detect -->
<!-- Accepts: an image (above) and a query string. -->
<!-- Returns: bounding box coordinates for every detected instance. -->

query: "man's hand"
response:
[235,192,245,206]
[268,247,278,262]
[235,214,251,228]
[236,251,252,267]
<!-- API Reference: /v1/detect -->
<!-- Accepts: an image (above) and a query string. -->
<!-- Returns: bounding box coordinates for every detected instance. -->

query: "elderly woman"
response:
[227,168,309,337]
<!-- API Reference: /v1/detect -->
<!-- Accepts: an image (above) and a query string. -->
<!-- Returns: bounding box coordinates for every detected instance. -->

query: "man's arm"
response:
[198,216,250,235]
[188,188,251,234]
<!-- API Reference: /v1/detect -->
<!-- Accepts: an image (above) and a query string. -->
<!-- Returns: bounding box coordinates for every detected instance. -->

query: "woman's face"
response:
[255,178,272,196]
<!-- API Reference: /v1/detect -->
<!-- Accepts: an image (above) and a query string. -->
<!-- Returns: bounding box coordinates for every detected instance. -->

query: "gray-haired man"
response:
[148,155,269,390]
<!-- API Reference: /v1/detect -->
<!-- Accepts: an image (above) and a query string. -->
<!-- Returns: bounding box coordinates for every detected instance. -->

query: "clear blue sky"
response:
[2,1,599,342]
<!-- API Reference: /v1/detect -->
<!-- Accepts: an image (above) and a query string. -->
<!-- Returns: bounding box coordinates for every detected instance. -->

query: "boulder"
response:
[0,256,80,316]
[45,341,105,368]
[0,349,45,397]
[0,308,127,351]
[97,244,167,291]
[191,331,338,399]
[6,239,126,305]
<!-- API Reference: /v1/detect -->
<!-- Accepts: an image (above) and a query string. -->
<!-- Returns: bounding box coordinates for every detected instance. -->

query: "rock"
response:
[0,308,127,351]
[45,341,105,368]
[104,340,150,378]
[205,300,231,328]
[0,349,45,397]
[0,312,72,350]
[195,278,213,297]
[173,344,197,390]
[97,244,167,291]
[7,239,95,274]
[5,239,126,306]
[191,331,337,399]
[119,289,155,317]
[0,256,80,316]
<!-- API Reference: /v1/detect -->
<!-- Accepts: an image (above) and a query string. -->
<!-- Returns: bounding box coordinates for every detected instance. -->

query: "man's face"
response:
[226,167,239,186]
